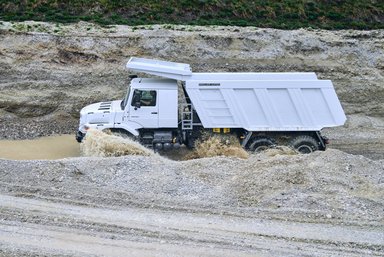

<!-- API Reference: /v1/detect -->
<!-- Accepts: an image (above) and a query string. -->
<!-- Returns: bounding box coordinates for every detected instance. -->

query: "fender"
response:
[83,122,141,137]
[113,120,143,137]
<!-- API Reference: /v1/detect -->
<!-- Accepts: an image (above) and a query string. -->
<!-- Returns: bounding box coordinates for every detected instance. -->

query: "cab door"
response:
[129,89,159,128]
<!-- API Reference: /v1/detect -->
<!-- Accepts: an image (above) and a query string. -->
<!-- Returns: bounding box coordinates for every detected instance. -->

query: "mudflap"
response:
[76,131,85,143]
[316,131,328,150]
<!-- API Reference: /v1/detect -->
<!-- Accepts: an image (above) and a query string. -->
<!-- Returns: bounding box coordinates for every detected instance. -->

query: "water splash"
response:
[80,129,153,157]
[186,134,249,160]
[81,129,250,159]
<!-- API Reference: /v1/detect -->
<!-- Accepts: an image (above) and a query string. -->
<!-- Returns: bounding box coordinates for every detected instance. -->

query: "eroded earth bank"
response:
[0,22,383,256]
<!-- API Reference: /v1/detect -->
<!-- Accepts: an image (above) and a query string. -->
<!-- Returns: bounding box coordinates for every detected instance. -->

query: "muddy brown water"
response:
[0,134,382,161]
[0,132,186,161]
[0,135,80,160]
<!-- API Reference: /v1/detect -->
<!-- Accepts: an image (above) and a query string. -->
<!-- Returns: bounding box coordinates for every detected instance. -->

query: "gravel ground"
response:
[0,149,383,256]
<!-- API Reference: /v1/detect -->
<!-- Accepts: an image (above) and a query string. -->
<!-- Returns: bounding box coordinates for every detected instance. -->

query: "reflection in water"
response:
[0,135,80,160]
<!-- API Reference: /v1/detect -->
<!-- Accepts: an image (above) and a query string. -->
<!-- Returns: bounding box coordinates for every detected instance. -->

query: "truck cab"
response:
[76,78,178,143]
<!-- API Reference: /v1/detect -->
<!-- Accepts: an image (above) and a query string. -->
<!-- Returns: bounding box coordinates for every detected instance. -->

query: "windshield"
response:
[120,85,131,110]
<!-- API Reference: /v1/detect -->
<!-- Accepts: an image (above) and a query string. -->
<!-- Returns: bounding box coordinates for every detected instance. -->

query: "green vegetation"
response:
[0,0,383,29]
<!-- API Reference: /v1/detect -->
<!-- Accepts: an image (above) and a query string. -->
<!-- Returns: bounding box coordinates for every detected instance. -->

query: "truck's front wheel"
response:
[289,135,319,154]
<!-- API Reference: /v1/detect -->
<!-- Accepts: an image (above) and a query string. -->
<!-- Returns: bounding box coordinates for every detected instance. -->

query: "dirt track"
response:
[1,195,383,257]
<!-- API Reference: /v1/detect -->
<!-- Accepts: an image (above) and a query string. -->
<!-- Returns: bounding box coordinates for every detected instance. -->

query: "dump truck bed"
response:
[127,57,346,131]
[184,79,346,131]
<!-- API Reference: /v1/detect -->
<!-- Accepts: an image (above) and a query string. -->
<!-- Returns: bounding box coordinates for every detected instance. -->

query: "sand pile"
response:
[262,146,298,157]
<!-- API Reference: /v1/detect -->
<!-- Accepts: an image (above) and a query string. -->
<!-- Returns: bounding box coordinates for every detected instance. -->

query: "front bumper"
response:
[76,131,85,143]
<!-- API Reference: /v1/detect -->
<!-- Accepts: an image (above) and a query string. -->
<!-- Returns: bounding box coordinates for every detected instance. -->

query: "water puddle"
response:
[0,135,80,160]
[2,132,379,161]
[0,129,252,161]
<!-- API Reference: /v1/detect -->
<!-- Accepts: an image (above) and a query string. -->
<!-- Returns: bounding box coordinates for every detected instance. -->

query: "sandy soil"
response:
[0,194,382,257]
[0,146,383,256]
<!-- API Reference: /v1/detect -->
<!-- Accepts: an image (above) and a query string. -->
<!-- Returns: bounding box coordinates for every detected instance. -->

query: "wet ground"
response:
[0,134,383,161]
[0,135,80,160]
[329,142,384,161]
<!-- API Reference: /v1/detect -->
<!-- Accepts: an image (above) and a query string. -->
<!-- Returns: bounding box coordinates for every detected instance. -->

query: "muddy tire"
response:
[289,135,319,154]
[249,137,275,152]
[186,136,196,149]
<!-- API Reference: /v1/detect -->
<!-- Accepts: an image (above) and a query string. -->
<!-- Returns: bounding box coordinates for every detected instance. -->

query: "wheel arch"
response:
[112,124,140,137]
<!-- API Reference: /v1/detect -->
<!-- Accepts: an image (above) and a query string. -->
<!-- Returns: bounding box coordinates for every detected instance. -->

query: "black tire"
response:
[249,137,275,152]
[186,136,196,149]
[289,135,319,154]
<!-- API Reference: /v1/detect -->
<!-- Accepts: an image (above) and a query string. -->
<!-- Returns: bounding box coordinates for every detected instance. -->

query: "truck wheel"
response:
[186,136,196,149]
[289,135,319,154]
[249,137,275,152]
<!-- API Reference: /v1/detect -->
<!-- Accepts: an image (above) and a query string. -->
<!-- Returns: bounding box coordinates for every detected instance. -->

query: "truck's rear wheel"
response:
[249,137,275,152]
[289,135,319,154]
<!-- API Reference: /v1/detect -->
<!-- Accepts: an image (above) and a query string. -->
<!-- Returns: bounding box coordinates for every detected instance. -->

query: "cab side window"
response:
[131,90,157,107]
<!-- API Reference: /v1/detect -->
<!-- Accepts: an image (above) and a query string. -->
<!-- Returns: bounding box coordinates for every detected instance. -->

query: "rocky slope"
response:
[0,22,383,144]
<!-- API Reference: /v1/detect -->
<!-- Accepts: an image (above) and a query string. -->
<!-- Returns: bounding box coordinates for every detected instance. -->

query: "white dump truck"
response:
[76,57,346,153]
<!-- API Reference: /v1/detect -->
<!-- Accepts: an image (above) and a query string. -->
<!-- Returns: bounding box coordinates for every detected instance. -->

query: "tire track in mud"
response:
[0,195,383,257]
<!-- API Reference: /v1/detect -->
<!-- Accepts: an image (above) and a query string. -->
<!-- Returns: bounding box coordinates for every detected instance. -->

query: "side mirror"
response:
[134,101,141,110]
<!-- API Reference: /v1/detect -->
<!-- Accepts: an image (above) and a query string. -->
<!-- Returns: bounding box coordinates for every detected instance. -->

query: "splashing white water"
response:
[80,129,153,157]
[186,134,249,160]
